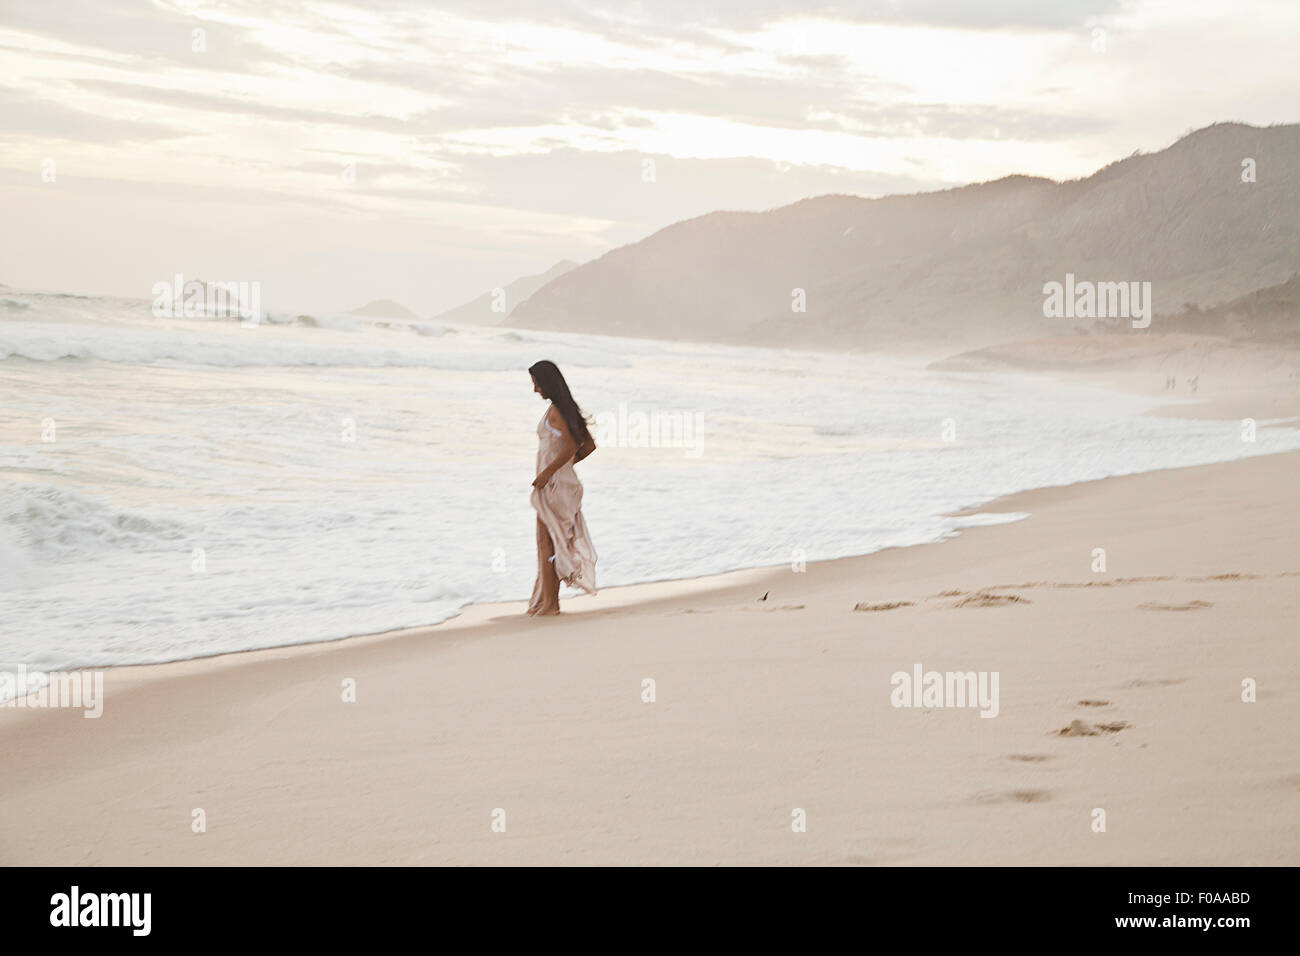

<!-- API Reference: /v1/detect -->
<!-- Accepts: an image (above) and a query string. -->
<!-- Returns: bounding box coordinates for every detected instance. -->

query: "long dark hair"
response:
[529,360,596,461]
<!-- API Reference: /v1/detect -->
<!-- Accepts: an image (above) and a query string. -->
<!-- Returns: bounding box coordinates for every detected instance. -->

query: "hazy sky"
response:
[1,0,1297,316]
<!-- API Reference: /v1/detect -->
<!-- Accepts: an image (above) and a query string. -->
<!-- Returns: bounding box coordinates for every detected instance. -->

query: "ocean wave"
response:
[291,313,358,331]
[0,484,191,567]
[0,321,630,370]
[0,524,37,591]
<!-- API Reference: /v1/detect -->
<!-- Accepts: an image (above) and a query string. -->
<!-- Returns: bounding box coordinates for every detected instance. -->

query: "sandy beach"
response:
[11,2,1300,923]
[3,408,1297,865]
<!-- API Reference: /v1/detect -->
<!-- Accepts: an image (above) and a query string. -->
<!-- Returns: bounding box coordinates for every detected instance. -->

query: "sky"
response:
[1,0,1298,317]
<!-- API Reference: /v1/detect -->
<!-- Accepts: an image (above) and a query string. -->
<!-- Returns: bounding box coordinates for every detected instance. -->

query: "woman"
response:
[527,360,597,615]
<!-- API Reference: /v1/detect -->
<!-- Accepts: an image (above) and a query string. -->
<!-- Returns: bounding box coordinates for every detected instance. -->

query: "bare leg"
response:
[528,517,561,616]
[526,517,543,615]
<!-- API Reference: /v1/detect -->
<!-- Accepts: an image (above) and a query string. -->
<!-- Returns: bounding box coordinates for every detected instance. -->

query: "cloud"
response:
[288,0,1125,37]
[1,0,301,75]
[303,145,943,221]
[0,85,186,143]
[68,79,414,133]
[0,0,1295,314]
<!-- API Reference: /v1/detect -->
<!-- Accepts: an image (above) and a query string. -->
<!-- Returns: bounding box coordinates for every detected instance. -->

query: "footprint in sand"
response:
[953,592,1030,608]
[969,576,1175,591]
[853,601,915,612]
[1138,600,1213,611]
[974,788,1053,804]
[1056,719,1131,736]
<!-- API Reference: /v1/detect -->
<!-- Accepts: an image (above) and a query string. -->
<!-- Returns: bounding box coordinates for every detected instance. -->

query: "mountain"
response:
[432,260,578,326]
[1098,271,1300,345]
[506,122,1300,352]
[348,299,419,320]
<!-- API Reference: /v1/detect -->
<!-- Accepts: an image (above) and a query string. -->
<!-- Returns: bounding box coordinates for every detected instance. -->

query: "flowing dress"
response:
[529,406,597,606]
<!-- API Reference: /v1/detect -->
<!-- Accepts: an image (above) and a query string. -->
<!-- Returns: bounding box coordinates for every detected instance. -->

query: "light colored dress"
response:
[529,406,597,605]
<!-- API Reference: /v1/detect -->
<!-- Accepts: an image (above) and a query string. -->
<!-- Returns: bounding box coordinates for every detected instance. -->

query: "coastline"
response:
[5,3,1298,882]
[11,358,1292,680]
[3,440,1297,864]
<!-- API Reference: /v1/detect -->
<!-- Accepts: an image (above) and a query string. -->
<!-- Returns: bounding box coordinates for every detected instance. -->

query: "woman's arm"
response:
[532,407,577,488]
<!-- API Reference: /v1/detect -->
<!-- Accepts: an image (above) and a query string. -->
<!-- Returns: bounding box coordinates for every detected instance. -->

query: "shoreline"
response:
[2,445,1287,690]
[3,446,1298,864]
[4,369,1297,686]
[254,441,1300,657]
[4,364,1298,865]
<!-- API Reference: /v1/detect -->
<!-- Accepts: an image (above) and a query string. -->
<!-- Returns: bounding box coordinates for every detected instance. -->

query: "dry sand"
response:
[2,384,1298,866]
[933,332,1300,423]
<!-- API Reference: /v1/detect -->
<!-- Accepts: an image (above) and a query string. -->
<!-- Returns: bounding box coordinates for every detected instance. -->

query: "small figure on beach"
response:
[527,360,598,615]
